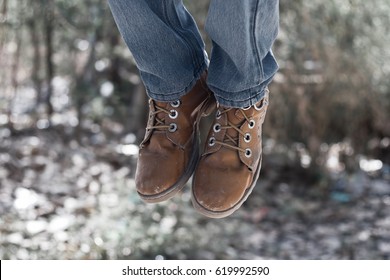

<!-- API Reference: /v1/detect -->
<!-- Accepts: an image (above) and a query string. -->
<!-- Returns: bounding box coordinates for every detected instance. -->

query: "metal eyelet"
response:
[213,123,221,133]
[216,110,221,120]
[169,109,178,119]
[245,148,252,158]
[248,120,255,129]
[244,133,251,143]
[208,137,216,146]
[170,100,181,108]
[169,123,177,132]
[242,105,251,111]
[254,100,267,111]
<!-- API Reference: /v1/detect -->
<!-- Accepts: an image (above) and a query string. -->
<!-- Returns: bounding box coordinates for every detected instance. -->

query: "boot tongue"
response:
[223,107,246,140]
[153,101,170,128]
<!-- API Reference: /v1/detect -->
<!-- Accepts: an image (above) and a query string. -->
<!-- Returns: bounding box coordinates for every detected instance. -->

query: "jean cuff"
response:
[208,79,272,108]
[145,61,208,102]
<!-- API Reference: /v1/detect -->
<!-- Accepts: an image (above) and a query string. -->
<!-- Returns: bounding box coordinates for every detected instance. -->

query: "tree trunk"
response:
[0,0,8,53]
[74,31,97,142]
[28,3,42,105]
[7,18,22,132]
[43,0,54,118]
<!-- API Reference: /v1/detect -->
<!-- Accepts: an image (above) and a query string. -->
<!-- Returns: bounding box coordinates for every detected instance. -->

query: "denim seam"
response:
[181,8,206,70]
[186,29,206,70]
[251,0,264,88]
[162,2,202,73]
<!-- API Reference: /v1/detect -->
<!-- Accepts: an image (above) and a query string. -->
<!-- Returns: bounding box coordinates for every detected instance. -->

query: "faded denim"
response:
[108,0,279,108]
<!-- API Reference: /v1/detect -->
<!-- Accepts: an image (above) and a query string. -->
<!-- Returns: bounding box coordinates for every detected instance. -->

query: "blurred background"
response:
[0,0,390,259]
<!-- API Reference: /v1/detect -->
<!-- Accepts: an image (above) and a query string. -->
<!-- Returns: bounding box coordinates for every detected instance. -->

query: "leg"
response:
[108,0,215,202]
[192,0,279,218]
[107,0,208,101]
[205,0,279,107]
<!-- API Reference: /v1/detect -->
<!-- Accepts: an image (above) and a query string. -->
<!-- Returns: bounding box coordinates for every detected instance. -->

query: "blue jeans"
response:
[108,0,279,108]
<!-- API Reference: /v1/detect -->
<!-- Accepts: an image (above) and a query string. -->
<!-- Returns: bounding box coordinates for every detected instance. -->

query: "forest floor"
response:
[1,123,389,260]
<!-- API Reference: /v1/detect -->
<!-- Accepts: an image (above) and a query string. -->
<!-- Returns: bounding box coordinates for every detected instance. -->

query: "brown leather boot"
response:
[192,90,269,218]
[135,73,216,203]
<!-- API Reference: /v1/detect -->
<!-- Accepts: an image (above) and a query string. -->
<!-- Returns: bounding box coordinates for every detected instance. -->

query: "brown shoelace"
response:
[212,98,267,154]
[146,100,179,132]
[212,107,252,153]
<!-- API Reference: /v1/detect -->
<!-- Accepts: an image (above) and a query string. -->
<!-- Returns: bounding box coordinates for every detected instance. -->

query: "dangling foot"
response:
[192,90,269,218]
[135,73,216,203]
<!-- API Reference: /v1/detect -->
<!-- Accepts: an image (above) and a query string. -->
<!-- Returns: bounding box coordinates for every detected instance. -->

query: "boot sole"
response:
[191,155,262,218]
[138,96,216,203]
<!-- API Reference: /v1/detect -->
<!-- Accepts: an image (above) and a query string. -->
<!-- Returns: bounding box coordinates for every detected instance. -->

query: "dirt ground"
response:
[1,127,389,259]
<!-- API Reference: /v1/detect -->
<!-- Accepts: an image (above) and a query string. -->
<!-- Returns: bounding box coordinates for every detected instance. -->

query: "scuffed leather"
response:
[136,72,214,196]
[193,91,269,212]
